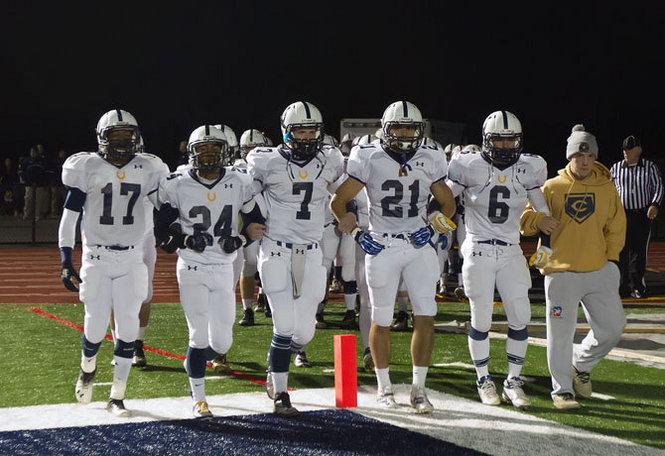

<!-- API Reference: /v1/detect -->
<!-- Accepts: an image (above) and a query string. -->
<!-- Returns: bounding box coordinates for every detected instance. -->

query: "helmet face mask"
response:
[97,109,141,166]
[281,101,324,161]
[187,125,228,173]
[482,110,523,166]
[239,129,269,159]
[381,101,424,154]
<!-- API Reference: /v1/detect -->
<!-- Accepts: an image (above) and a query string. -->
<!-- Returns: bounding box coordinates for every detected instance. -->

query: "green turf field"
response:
[1,302,664,449]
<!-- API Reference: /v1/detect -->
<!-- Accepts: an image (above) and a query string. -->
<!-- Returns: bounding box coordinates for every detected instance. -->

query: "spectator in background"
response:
[50,148,68,218]
[610,135,664,298]
[0,157,20,216]
[18,146,51,221]
[176,140,188,167]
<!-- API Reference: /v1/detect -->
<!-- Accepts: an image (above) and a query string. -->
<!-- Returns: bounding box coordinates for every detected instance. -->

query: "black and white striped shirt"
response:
[610,158,664,210]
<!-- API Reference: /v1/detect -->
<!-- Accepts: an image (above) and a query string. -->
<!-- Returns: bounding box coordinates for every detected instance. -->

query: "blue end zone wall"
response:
[0,409,486,455]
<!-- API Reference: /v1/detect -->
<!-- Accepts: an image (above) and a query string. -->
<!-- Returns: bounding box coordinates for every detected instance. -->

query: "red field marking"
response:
[28,307,267,387]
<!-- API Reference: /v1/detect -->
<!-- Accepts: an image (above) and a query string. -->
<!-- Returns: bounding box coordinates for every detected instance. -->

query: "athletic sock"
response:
[412,365,429,388]
[189,377,206,402]
[273,372,288,394]
[375,367,391,392]
[506,327,528,379]
[468,327,490,380]
[344,293,357,310]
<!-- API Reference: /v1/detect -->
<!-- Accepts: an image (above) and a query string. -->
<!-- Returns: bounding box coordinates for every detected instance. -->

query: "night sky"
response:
[1,2,662,172]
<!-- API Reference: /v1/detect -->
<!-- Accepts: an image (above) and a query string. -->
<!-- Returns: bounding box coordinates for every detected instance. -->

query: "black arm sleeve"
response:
[154,203,181,243]
[63,187,87,212]
[427,197,442,215]
[239,202,265,244]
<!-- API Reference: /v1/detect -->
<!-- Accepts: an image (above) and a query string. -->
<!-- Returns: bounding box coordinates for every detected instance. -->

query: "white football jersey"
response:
[62,152,168,248]
[143,160,170,237]
[158,167,255,264]
[447,151,547,244]
[247,145,344,244]
[233,158,248,173]
[346,140,447,234]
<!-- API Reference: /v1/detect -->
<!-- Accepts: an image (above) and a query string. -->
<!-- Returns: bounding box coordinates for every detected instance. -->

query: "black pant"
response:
[619,208,651,292]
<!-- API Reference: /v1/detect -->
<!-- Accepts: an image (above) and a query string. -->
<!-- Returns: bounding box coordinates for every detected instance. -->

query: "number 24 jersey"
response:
[447,151,547,245]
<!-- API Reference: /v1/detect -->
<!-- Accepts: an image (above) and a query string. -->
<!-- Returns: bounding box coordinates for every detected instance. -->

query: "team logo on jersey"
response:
[297,170,309,180]
[207,192,216,202]
[565,193,595,223]
[497,175,507,183]
[116,170,126,181]
[551,305,563,318]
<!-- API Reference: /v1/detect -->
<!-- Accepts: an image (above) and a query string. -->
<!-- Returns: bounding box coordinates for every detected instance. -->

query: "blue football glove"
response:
[353,229,385,255]
[409,226,434,248]
[59,247,81,292]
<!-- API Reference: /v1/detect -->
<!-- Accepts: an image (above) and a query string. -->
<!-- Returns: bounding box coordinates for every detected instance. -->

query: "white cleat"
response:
[502,377,530,409]
[192,400,213,418]
[377,385,398,409]
[477,375,501,406]
[75,368,96,404]
[106,399,131,417]
[265,371,275,399]
[410,385,434,414]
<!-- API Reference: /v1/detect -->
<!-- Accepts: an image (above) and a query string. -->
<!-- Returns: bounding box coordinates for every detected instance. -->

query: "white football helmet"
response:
[214,124,238,164]
[280,101,324,160]
[239,129,269,159]
[340,133,355,156]
[374,128,384,140]
[322,134,339,147]
[482,111,523,165]
[96,109,141,164]
[381,101,424,153]
[353,134,375,146]
[137,135,145,153]
[422,137,443,151]
[187,125,229,172]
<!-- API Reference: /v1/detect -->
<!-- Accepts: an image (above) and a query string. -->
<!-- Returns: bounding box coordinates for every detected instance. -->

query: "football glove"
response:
[160,223,185,254]
[184,232,210,253]
[61,262,81,292]
[529,245,553,269]
[428,211,457,236]
[218,235,247,254]
[352,228,384,256]
[409,226,434,248]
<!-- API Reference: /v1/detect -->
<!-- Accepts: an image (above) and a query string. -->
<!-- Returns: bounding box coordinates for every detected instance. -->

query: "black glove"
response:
[160,223,185,254]
[218,235,247,254]
[185,232,210,253]
[61,262,81,292]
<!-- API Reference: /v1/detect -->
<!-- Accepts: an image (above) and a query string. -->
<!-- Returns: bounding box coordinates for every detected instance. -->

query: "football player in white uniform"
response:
[247,101,344,416]
[332,101,456,413]
[155,125,264,417]
[215,124,239,165]
[446,111,554,408]
[59,109,168,417]
[236,129,270,326]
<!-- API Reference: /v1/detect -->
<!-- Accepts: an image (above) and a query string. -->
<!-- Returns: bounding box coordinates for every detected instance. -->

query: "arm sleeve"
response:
[58,208,80,248]
[520,183,550,236]
[63,187,86,212]
[648,161,664,207]
[526,188,551,215]
[604,186,627,261]
[346,146,370,184]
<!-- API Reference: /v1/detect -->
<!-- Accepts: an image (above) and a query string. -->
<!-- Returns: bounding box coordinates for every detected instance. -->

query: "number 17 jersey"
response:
[447,151,547,244]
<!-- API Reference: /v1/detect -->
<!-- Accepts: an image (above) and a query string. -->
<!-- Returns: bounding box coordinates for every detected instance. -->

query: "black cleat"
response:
[132,340,147,368]
[212,354,230,373]
[315,312,328,329]
[391,310,409,331]
[340,309,357,329]
[238,308,255,326]
[107,399,131,417]
[274,392,299,417]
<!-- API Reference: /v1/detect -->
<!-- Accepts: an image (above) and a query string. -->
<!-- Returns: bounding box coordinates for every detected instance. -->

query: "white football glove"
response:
[428,211,457,235]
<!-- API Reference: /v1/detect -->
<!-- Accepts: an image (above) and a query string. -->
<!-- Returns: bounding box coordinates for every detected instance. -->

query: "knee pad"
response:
[114,339,135,359]
[371,304,394,327]
[507,326,528,341]
[293,323,316,348]
[343,280,358,294]
[82,335,102,358]
[469,326,489,341]
[259,257,289,294]
[210,331,233,356]
[411,297,437,317]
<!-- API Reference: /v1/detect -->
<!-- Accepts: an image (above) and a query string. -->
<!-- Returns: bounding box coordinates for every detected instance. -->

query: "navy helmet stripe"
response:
[250,129,254,142]
[501,110,509,129]
[116,109,123,122]
[303,102,311,119]
[402,101,408,117]
[205,125,210,136]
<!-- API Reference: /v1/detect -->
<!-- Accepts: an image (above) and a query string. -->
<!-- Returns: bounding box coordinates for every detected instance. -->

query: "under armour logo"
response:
[415,161,425,167]
[271,251,281,257]
[516,168,526,174]
[472,251,482,257]
[295,249,304,254]
[224,183,233,188]
[134,164,143,169]
[90,255,100,260]
[187,265,198,271]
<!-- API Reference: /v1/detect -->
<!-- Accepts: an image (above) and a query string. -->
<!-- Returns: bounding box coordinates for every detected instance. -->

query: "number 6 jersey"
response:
[62,152,169,248]
[346,140,448,234]
[447,150,547,245]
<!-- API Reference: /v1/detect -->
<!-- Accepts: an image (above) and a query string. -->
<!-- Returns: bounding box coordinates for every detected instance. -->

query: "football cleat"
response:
[211,354,230,373]
[265,371,275,399]
[315,312,328,329]
[274,392,299,417]
[377,385,398,408]
[75,368,96,404]
[106,399,131,417]
[552,393,581,410]
[238,308,255,327]
[132,340,147,368]
[294,351,310,368]
[572,366,592,399]
[410,385,434,414]
[477,375,501,405]
[363,347,374,371]
[454,286,468,302]
[340,309,357,329]
[502,377,530,409]
[264,301,272,318]
[192,400,213,418]
[328,278,342,294]
[391,311,409,332]
[254,296,266,313]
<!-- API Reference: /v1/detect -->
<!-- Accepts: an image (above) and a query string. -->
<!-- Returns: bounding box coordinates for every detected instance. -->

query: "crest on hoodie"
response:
[565,193,595,223]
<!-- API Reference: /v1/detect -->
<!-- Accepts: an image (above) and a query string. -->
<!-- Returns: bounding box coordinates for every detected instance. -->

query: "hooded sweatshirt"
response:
[520,161,626,275]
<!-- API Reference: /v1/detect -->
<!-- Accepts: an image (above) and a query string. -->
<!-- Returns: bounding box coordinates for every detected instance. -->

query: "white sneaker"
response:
[502,377,530,409]
[477,375,501,405]
[265,371,275,399]
[552,393,581,410]
[106,399,131,417]
[75,368,96,404]
[572,366,592,399]
[410,385,434,414]
[192,400,213,418]
[377,385,398,408]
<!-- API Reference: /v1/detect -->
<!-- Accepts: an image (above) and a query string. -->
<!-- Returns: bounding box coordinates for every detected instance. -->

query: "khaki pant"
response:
[23,186,50,220]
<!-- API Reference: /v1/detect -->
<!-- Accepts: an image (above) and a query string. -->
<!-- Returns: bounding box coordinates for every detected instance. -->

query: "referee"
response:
[610,135,664,298]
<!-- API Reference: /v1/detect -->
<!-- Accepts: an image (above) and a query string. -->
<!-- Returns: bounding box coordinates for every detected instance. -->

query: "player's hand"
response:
[428,211,457,235]
[337,212,358,234]
[529,245,553,269]
[246,223,265,241]
[61,262,81,292]
[409,226,434,248]
[353,228,384,255]
[648,205,658,220]
[218,235,246,254]
[160,223,185,254]
[184,233,209,253]
[537,216,559,235]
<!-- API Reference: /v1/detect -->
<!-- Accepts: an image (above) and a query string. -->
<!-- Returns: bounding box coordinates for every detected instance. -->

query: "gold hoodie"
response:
[520,162,626,274]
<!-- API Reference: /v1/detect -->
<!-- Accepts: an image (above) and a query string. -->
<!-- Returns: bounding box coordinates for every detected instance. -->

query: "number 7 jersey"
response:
[447,150,547,244]
[62,152,169,248]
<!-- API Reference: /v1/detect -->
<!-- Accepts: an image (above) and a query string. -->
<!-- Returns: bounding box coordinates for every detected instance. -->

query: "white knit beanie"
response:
[566,124,598,159]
